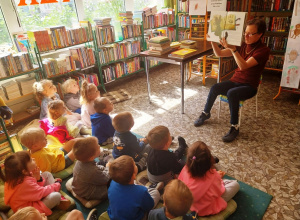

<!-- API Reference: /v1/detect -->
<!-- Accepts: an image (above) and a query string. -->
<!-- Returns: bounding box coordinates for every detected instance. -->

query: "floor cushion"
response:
[65,177,101,209]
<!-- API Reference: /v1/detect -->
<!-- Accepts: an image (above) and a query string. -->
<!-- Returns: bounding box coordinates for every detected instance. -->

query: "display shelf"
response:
[47,65,96,79]
[100,54,140,66]
[5,93,34,103]
[12,110,40,124]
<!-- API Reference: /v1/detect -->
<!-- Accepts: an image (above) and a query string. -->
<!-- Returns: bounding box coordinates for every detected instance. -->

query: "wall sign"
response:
[18,0,70,6]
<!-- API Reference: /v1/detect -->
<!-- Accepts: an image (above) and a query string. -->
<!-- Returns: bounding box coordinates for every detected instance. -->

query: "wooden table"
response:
[140,41,213,114]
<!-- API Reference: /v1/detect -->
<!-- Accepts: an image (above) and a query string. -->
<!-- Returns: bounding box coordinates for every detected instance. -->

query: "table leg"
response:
[181,62,185,114]
[145,57,151,103]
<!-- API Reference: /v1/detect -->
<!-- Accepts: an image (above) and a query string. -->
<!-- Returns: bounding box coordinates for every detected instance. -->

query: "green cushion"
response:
[53,163,75,179]
[65,177,101,209]
[48,191,76,220]
[98,211,110,220]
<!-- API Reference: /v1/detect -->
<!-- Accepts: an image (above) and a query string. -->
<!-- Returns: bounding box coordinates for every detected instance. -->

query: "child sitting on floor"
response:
[146,125,188,185]
[112,112,149,172]
[148,179,194,220]
[39,100,81,143]
[1,151,69,216]
[108,155,160,220]
[72,137,110,201]
[62,79,81,114]
[20,127,76,173]
[33,79,61,120]
[80,80,100,130]
[91,97,115,145]
[178,141,240,217]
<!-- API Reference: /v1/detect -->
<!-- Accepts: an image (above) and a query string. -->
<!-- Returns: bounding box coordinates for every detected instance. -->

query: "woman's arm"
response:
[219,37,258,70]
[211,42,233,57]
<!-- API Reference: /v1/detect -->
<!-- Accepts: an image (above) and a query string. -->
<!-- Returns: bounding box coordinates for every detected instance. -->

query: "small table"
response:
[140,41,213,114]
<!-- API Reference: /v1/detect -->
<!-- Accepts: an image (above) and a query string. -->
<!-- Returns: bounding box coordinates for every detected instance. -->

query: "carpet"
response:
[225,175,273,220]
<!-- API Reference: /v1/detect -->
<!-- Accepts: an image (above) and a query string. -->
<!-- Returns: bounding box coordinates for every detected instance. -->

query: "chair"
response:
[218,76,262,125]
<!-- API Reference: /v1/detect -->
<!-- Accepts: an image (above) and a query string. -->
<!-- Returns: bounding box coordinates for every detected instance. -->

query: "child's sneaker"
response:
[136,153,148,173]
[56,195,71,210]
[149,181,164,192]
[87,208,98,220]
[176,136,188,158]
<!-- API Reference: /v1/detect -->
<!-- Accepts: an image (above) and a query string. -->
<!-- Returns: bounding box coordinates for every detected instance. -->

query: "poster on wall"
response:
[280,2,300,89]
[189,0,207,15]
[207,0,227,11]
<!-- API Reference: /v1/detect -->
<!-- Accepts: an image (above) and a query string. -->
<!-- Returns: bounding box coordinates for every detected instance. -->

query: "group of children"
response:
[0,79,240,220]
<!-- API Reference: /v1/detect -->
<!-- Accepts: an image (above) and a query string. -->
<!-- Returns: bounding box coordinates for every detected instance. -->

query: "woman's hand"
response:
[219,37,236,51]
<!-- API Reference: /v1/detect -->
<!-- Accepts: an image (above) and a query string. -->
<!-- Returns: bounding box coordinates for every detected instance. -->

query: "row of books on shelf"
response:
[119,11,134,25]
[178,15,190,28]
[28,21,93,52]
[98,40,141,64]
[42,46,95,77]
[178,0,189,13]
[265,16,291,32]
[178,30,190,41]
[102,57,141,83]
[0,76,36,101]
[265,55,284,69]
[95,25,115,47]
[0,140,13,168]
[156,28,176,42]
[226,0,249,12]
[262,36,288,51]
[251,0,295,11]
[143,9,175,30]
[55,72,100,99]
[121,24,142,39]
[0,53,33,78]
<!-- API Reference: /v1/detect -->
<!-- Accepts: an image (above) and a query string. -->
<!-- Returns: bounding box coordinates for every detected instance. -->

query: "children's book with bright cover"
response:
[207,11,247,46]
[169,48,197,58]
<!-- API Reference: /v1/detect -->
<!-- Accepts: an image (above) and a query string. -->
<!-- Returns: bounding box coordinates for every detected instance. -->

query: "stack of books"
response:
[119,11,134,25]
[2,81,21,100]
[148,36,172,55]
[95,25,115,47]
[170,42,181,50]
[0,87,7,101]
[150,5,157,15]
[168,48,197,59]
[16,76,36,96]
[143,7,152,17]
[180,40,197,49]
[94,17,112,26]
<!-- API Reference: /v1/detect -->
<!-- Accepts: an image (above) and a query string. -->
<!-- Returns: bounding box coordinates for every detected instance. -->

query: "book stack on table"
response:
[148,36,172,55]
[180,40,197,49]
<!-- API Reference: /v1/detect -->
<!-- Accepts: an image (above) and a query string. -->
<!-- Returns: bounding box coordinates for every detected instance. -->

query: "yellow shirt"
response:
[31,148,65,173]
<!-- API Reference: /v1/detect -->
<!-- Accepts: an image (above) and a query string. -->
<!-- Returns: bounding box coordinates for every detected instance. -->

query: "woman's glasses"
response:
[243,32,258,37]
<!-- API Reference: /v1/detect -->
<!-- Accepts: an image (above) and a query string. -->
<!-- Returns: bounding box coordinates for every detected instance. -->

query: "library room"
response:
[0,0,299,219]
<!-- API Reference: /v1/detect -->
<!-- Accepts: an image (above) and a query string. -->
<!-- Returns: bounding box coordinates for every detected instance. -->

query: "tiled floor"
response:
[105,64,300,220]
[9,64,299,219]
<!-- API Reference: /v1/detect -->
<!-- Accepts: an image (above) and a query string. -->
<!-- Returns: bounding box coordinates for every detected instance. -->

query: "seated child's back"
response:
[108,155,159,220]
[91,97,115,145]
[62,79,81,113]
[72,137,110,200]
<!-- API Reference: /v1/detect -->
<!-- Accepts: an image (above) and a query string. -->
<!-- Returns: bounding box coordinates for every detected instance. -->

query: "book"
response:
[149,36,170,44]
[148,47,173,55]
[207,11,247,46]
[168,49,197,59]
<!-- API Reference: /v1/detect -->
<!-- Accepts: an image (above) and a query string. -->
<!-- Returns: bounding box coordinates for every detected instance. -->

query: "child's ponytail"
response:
[80,80,89,105]
[33,80,53,102]
[186,141,214,178]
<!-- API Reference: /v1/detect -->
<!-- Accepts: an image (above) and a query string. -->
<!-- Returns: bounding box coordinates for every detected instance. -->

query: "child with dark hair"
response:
[91,97,115,145]
[72,137,110,201]
[108,155,160,220]
[148,179,194,220]
[0,151,69,216]
[112,112,148,172]
[178,141,239,217]
[146,125,188,185]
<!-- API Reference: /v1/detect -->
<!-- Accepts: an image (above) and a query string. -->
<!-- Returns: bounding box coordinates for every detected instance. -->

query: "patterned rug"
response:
[102,89,131,104]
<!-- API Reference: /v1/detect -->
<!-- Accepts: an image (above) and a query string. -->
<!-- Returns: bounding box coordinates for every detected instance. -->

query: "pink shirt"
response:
[4,176,60,216]
[178,166,227,216]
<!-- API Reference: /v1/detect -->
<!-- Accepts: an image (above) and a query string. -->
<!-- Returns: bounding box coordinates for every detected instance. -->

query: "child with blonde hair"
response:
[39,100,81,142]
[112,112,148,172]
[20,127,76,173]
[178,141,240,217]
[80,80,100,130]
[72,137,110,201]
[91,97,115,145]
[33,80,60,120]
[0,151,69,216]
[62,79,81,114]
[108,155,160,220]
[148,179,194,220]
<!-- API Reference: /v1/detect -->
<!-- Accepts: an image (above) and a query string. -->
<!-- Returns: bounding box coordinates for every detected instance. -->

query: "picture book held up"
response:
[207,11,247,46]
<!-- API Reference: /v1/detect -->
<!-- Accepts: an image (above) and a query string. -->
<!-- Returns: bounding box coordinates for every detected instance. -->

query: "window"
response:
[0,7,12,50]
[13,0,78,31]
[134,0,164,12]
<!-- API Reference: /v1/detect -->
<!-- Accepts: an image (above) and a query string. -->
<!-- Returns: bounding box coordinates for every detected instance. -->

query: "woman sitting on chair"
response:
[194,18,270,142]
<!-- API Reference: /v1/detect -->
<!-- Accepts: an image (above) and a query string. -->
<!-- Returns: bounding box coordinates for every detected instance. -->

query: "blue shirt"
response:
[108,180,154,220]
[91,113,115,144]
[148,207,193,220]
[112,131,146,161]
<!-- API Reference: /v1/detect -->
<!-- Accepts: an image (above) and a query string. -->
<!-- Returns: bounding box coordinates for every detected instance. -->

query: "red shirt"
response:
[230,41,270,88]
